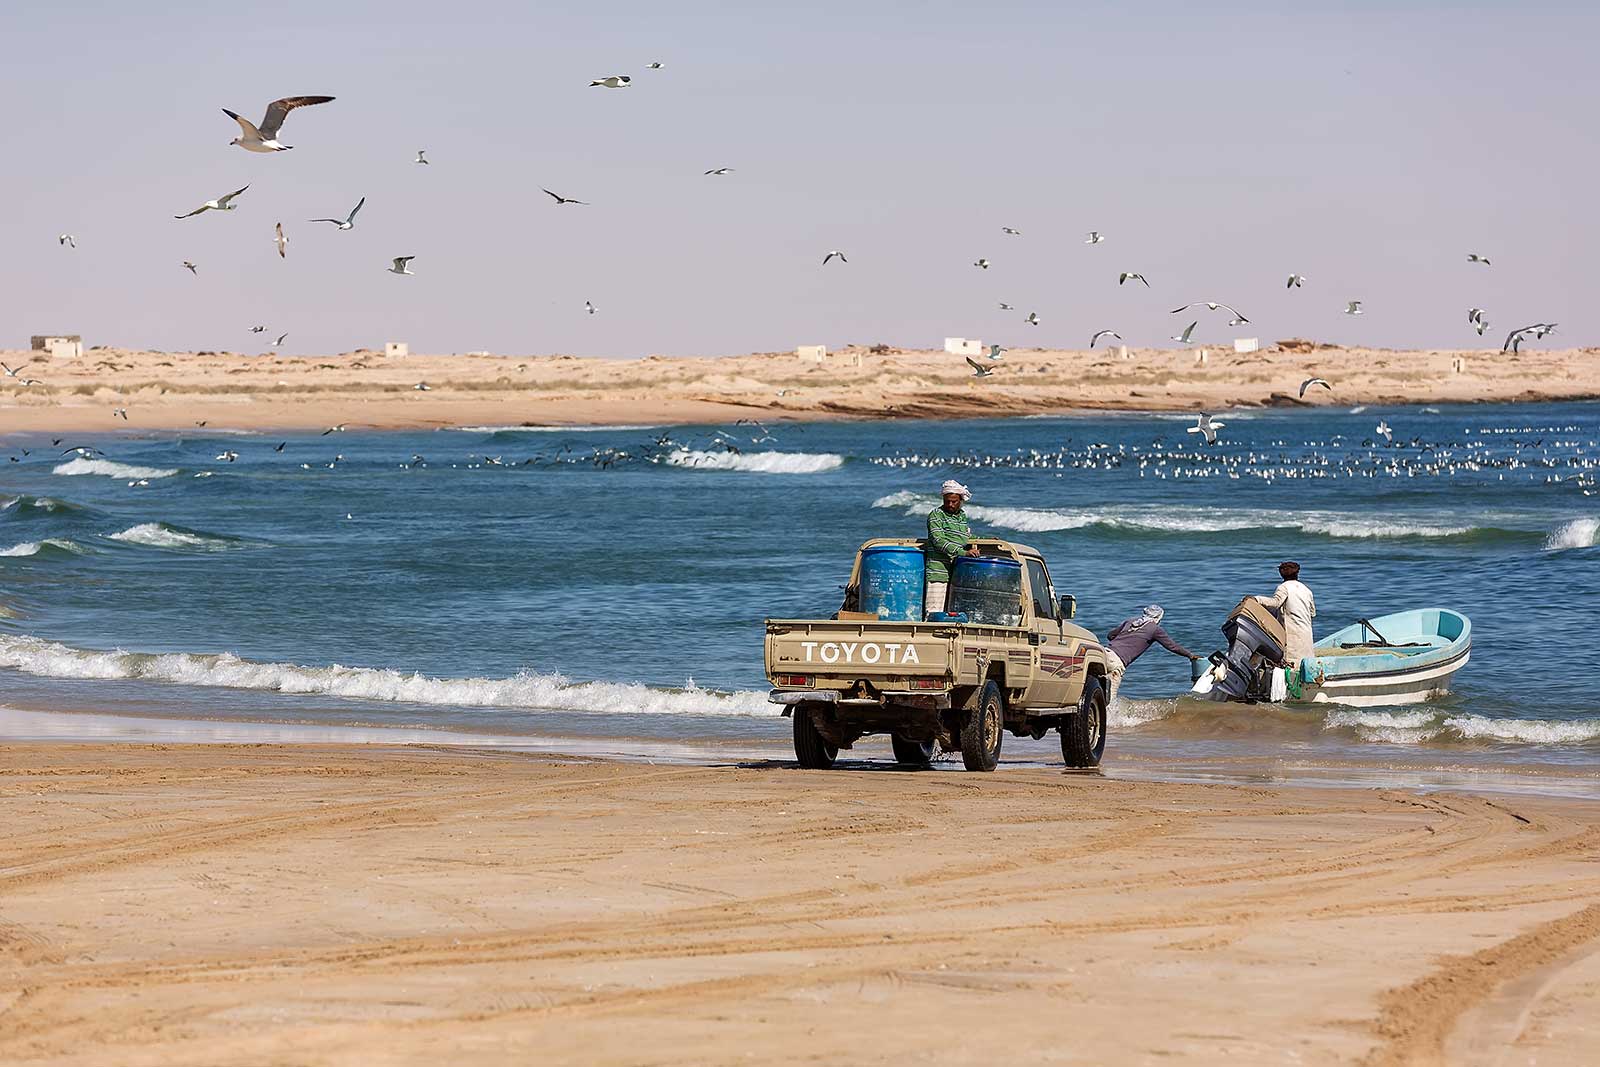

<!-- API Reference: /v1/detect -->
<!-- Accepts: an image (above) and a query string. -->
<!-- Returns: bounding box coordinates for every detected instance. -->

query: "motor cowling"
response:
[1212,597,1288,700]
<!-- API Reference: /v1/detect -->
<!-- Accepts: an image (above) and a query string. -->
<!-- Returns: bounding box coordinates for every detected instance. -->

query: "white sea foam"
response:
[107,523,237,551]
[53,458,179,479]
[456,424,656,433]
[1544,518,1598,551]
[1109,700,1175,728]
[0,538,87,558]
[873,492,1483,539]
[664,449,844,474]
[1442,715,1600,744]
[0,635,776,718]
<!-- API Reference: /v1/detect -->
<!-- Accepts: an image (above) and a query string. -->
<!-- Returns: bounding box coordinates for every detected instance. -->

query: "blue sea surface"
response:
[2,403,1597,769]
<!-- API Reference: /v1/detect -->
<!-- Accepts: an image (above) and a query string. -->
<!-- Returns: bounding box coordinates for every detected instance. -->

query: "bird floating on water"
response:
[223,95,335,152]
[388,256,415,275]
[1119,272,1149,288]
[310,197,365,230]
[174,185,249,219]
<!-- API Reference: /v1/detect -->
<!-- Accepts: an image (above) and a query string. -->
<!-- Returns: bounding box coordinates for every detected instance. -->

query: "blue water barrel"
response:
[950,556,1024,627]
[859,545,926,621]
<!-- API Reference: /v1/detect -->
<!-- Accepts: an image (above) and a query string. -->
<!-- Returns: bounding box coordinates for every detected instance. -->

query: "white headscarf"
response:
[940,479,971,500]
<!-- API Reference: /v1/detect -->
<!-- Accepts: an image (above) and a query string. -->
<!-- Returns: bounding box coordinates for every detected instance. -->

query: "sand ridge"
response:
[2,744,1598,1065]
[0,342,1595,433]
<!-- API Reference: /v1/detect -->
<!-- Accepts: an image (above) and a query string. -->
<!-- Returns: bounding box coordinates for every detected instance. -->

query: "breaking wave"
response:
[1113,698,1600,747]
[457,424,656,433]
[665,449,845,474]
[53,458,179,480]
[872,492,1500,540]
[0,634,775,718]
[107,523,242,551]
[0,495,82,516]
[0,538,89,559]
[1544,518,1598,551]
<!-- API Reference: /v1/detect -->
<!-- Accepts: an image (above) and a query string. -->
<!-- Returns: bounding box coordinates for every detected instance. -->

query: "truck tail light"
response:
[908,678,945,690]
[777,674,814,687]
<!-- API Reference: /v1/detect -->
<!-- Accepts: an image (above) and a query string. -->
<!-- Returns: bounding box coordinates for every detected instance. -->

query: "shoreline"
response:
[1,343,1596,433]
[3,741,1598,1064]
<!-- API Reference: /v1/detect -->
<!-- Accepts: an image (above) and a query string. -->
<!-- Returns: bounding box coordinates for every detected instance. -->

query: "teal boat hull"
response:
[1294,608,1472,707]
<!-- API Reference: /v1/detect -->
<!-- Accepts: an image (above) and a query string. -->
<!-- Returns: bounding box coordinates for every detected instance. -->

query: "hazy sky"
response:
[6,1,1598,358]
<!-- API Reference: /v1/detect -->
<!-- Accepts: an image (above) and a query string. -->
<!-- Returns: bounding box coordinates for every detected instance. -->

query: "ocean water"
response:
[2,402,1598,775]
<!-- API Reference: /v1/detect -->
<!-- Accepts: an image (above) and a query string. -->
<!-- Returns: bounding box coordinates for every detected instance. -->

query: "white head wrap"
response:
[940,479,971,500]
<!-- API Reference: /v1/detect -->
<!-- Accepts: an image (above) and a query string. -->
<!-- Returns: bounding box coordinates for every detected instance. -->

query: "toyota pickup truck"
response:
[764,538,1111,772]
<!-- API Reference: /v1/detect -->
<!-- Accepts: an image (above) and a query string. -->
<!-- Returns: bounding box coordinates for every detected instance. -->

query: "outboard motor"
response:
[1210,597,1288,701]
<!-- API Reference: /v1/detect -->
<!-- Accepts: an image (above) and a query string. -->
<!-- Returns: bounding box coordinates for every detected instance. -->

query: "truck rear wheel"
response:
[961,680,1004,772]
[1060,677,1107,768]
[793,704,837,769]
[890,735,936,766]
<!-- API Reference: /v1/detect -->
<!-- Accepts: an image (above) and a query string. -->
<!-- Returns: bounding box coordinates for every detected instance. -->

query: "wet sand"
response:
[2,743,1598,1065]
[1,342,1596,433]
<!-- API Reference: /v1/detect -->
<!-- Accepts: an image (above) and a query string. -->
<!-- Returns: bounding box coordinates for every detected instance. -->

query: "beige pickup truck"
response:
[764,537,1112,772]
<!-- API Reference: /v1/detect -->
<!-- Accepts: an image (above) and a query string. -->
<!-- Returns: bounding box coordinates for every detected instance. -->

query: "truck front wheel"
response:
[961,681,1005,772]
[1060,678,1108,768]
[793,704,838,769]
[890,735,936,767]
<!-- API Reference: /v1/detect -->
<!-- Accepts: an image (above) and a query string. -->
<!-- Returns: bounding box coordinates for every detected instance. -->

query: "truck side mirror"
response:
[1058,595,1076,620]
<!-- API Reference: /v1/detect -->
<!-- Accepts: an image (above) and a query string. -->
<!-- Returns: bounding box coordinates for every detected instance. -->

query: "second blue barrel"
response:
[950,556,1024,626]
[858,545,926,621]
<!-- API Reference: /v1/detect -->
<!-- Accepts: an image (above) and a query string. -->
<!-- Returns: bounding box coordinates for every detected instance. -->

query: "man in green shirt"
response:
[926,479,978,617]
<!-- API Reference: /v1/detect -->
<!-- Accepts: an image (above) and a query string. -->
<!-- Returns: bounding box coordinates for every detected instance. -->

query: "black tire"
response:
[890,735,936,766]
[1060,677,1108,768]
[960,680,1005,772]
[793,704,838,769]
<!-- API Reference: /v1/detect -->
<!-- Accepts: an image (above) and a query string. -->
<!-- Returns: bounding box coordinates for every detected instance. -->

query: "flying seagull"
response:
[590,75,631,88]
[1345,300,1363,315]
[1085,231,1105,244]
[585,300,597,315]
[216,450,239,462]
[271,332,288,348]
[823,250,847,265]
[1503,323,1558,352]
[1170,321,1198,345]
[1467,307,1485,325]
[223,95,335,152]
[1001,227,1021,236]
[414,149,429,165]
[542,188,587,205]
[273,222,287,259]
[388,256,415,275]
[974,258,990,270]
[647,61,663,69]
[58,234,76,249]
[1299,376,1332,398]
[965,356,994,378]
[182,261,198,275]
[704,167,734,175]
[1187,413,1225,445]
[249,325,267,333]
[112,407,128,421]
[310,197,365,230]
[1089,330,1122,348]
[986,344,1004,361]
[1466,253,1491,266]
[174,185,249,219]
[413,382,431,391]
[1286,273,1306,288]
[1119,272,1149,288]
[1375,420,1393,442]
[1170,301,1248,323]
[1,362,31,378]
[998,302,1015,310]
[1025,312,1040,326]
[1473,317,1491,336]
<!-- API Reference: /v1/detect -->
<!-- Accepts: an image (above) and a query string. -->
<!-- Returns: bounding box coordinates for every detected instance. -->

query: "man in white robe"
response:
[1256,561,1316,665]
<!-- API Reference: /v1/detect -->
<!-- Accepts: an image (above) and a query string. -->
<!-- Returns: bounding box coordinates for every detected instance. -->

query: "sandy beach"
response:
[1,342,1596,433]
[0,743,1596,1066]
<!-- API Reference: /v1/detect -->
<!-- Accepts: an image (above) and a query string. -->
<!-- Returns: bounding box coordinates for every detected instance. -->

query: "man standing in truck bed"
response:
[925,480,979,617]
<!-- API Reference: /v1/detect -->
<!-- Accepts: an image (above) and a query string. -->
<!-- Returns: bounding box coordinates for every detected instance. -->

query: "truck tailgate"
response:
[765,619,956,680]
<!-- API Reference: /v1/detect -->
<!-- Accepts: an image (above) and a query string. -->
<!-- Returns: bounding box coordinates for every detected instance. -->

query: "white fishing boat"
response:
[1197,601,1471,708]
